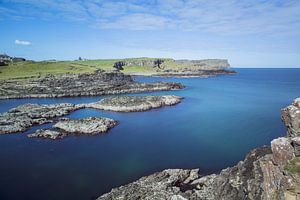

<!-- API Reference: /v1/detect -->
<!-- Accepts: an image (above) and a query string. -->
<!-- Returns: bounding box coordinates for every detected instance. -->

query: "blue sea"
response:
[0,68,299,200]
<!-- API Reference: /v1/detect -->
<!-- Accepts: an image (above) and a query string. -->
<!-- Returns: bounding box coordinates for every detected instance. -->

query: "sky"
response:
[1,0,300,67]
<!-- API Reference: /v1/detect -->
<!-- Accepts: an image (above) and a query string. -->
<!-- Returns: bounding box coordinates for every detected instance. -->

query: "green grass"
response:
[0,58,164,80]
[285,157,300,174]
[0,57,221,80]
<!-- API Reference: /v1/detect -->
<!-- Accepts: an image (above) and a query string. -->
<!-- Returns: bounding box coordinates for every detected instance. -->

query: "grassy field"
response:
[0,57,228,80]
[0,58,170,80]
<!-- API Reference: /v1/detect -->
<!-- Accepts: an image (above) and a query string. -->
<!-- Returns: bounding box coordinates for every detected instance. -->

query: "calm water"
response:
[0,68,300,200]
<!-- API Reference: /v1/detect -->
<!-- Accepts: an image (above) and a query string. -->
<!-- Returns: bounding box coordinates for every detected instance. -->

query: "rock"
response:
[0,103,79,134]
[271,137,295,167]
[28,117,117,139]
[53,117,117,135]
[0,71,184,99]
[28,129,66,140]
[84,95,182,112]
[282,98,300,137]
[291,137,300,156]
[97,169,200,200]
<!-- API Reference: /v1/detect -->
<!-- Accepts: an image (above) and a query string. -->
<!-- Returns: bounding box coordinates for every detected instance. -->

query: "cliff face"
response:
[98,98,300,200]
[123,58,231,70]
[175,59,231,69]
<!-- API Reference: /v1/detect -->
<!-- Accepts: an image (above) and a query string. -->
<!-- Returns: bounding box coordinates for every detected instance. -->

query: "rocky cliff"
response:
[97,98,300,200]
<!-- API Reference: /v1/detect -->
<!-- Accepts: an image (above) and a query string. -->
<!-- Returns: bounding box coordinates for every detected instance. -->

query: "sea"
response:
[0,68,299,200]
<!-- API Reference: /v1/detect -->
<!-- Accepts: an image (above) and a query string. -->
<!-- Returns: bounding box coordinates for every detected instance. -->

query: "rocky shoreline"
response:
[84,95,182,112]
[0,70,184,99]
[97,98,300,200]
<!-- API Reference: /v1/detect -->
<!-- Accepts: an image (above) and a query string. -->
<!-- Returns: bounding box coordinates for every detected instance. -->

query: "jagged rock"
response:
[54,117,117,135]
[271,137,295,167]
[292,137,300,156]
[0,71,184,99]
[282,98,300,137]
[0,103,79,134]
[28,129,66,140]
[84,95,182,112]
[97,169,200,200]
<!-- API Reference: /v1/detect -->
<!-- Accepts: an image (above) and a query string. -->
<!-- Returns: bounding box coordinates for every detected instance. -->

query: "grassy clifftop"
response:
[0,58,230,80]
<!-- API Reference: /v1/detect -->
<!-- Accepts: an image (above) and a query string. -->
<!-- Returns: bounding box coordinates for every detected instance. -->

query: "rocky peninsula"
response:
[0,103,80,134]
[84,95,182,112]
[98,98,300,200]
[28,117,117,139]
[0,70,184,99]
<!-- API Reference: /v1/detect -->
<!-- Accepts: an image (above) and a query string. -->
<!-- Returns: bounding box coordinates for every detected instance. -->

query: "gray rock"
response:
[291,137,300,156]
[281,98,300,137]
[28,129,66,140]
[84,95,182,112]
[0,103,79,134]
[271,137,295,167]
[53,117,117,135]
[28,117,117,139]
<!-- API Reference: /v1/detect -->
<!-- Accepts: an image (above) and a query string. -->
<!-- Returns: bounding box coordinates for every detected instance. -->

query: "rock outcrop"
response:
[84,95,182,112]
[282,98,300,137]
[28,117,117,139]
[0,103,79,134]
[97,98,300,200]
[0,70,184,99]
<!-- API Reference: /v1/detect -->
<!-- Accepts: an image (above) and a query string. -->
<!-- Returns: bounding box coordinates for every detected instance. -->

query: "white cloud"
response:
[2,0,300,35]
[15,39,31,45]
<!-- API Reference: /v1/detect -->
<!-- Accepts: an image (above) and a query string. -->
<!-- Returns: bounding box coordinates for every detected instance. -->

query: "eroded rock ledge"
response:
[97,98,300,200]
[84,95,182,112]
[0,103,80,134]
[0,70,184,99]
[28,117,117,139]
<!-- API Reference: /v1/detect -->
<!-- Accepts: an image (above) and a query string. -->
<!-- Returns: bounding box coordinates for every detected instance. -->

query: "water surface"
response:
[0,68,300,200]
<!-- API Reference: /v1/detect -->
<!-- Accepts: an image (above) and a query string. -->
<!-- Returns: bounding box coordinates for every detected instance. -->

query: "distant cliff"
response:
[122,58,230,70]
[98,98,300,200]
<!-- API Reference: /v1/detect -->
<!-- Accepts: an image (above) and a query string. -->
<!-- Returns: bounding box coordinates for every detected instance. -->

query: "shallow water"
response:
[0,68,300,200]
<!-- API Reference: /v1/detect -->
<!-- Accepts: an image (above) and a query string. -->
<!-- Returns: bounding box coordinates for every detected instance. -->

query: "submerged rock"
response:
[0,103,79,134]
[98,98,300,200]
[84,95,182,112]
[28,117,117,139]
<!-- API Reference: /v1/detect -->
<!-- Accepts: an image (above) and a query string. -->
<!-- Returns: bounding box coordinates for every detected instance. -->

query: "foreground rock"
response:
[0,70,184,99]
[28,117,117,139]
[0,103,79,134]
[98,98,300,200]
[282,98,300,137]
[84,95,182,112]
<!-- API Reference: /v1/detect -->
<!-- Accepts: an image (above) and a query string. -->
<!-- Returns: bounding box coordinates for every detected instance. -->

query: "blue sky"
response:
[1,0,300,67]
